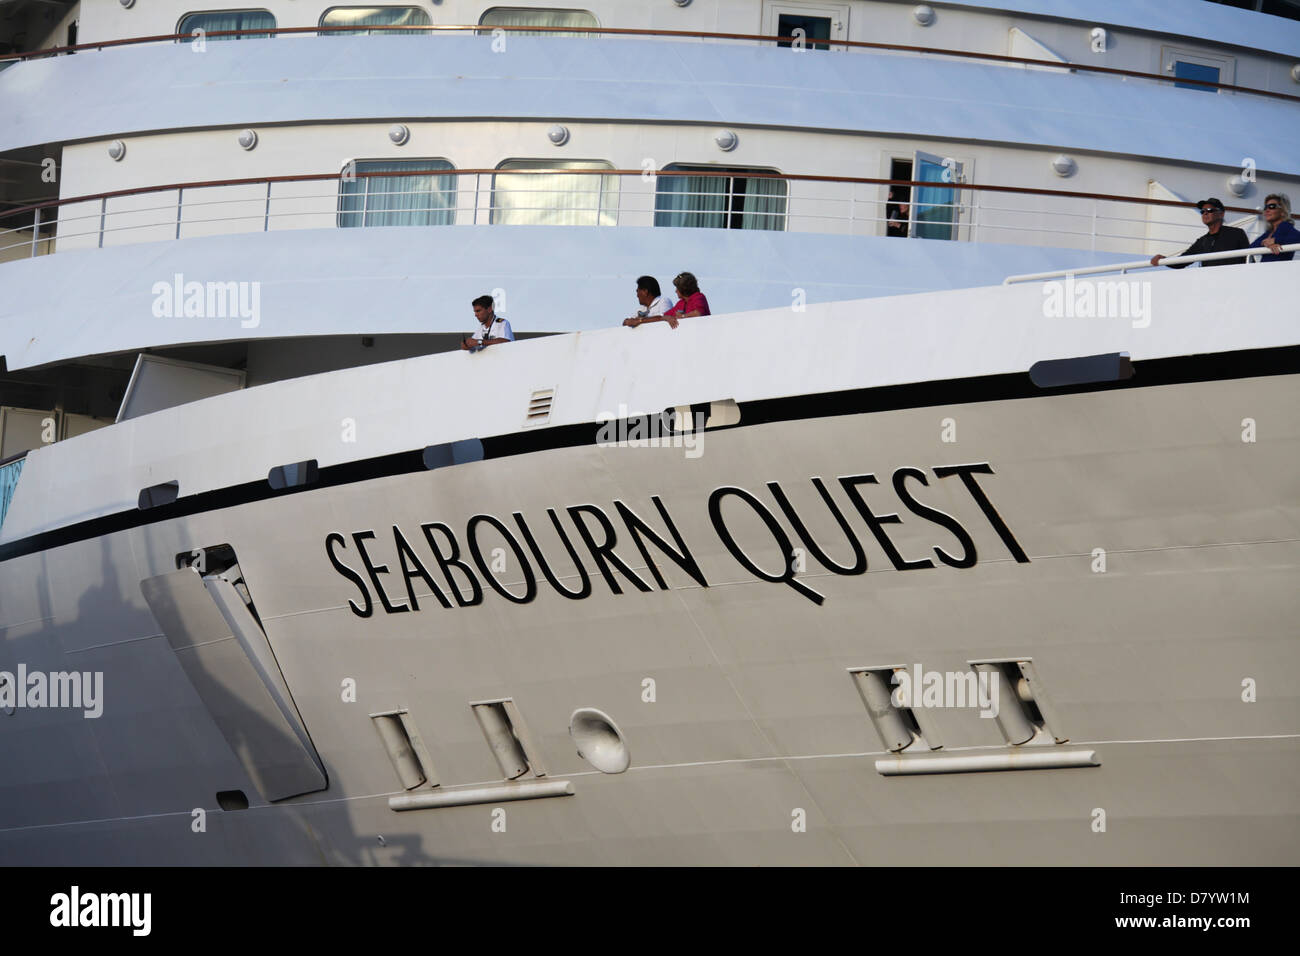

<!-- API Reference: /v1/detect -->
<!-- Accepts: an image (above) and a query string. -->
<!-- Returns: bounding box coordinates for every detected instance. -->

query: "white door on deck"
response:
[911,150,963,241]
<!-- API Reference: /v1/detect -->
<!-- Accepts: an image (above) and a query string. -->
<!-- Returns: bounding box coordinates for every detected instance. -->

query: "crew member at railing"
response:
[622,275,675,329]
[460,295,514,351]
[1249,193,1299,262]
[1149,198,1248,268]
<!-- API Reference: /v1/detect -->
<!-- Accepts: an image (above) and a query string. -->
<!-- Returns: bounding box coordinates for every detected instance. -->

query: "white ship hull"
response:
[2,356,1296,865]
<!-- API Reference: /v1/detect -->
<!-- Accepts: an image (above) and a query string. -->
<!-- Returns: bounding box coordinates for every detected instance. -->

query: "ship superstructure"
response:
[0,0,1297,864]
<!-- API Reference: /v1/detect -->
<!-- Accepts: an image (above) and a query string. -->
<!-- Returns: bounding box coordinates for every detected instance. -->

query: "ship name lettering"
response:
[323,463,1026,614]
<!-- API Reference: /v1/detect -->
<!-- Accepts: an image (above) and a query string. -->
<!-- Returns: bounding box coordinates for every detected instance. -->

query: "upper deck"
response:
[0,0,1297,458]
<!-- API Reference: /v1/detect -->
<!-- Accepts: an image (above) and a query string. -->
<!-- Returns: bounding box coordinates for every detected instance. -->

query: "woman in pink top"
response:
[650,272,710,329]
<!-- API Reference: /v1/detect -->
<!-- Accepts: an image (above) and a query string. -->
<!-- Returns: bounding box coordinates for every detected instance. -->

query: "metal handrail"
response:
[1003,243,1300,283]
[3,169,1294,262]
[1,23,1297,103]
[0,168,1284,226]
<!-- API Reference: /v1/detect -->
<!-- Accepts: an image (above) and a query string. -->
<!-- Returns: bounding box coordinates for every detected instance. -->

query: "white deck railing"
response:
[1003,244,1300,283]
[1,169,1284,265]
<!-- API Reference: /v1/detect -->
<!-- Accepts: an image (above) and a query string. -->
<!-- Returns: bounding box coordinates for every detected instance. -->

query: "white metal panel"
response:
[2,38,1297,174]
[1,259,1295,544]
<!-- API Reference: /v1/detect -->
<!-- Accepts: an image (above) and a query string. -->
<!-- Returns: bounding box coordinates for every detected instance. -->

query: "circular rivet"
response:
[913,5,936,26]
[388,123,410,146]
[547,124,570,146]
[715,129,738,152]
[107,140,126,162]
[1051,154,1076,178]
[1226,175,1248,197]
[237,129,258,151]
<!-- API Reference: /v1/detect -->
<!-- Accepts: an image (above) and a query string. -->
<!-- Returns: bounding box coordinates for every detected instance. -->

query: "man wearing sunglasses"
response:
[1149,198,1249,268]
[1248,193,1298,262]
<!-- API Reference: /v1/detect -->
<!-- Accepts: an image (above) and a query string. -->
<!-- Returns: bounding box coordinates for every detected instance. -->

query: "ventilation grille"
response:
[525,387,555,427]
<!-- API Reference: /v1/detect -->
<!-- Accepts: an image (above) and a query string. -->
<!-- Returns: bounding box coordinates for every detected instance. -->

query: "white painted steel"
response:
[2,260,1295,545]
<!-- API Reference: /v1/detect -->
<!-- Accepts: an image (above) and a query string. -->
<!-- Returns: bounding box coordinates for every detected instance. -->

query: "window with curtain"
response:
[320,6,431,36]
[479,7,598,37]
[491,160,617,226]
[337,160,458,227]
[654,166,787,231]
[178,10,277,40]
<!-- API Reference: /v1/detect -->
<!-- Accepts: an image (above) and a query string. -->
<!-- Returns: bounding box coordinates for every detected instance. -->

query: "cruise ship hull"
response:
[2,363,1296,865]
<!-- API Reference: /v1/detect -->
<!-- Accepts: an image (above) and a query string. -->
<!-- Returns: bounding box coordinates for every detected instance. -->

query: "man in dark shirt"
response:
[1150,197,1249,268]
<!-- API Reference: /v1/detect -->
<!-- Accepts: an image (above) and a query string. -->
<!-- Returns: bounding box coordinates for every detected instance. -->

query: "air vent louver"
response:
[525,387,555,427]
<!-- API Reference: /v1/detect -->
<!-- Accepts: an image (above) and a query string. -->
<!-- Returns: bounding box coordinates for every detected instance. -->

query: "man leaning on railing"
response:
[1150,198,1248,268]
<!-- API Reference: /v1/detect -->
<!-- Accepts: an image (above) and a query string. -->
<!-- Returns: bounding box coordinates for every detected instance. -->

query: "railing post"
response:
[264,179,272,231]
[30,207,40,257]
[98,196,106,248]
[473,173,481,226]
[1090,200,1097,252]
[175,186,183,240]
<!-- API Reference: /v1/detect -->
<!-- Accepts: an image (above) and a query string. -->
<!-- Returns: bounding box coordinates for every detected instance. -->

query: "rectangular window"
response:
[776,14,831,50]
[1160,45,1234,92]
[178,10,277,41]
[911,151,961,241]
[479,7,598,36]
[655,165,787,231]
[491,160,616,226]
[1173,60,1220,91]
[319,6,431,36]
[0,456,24,533]
[337,160,457,227]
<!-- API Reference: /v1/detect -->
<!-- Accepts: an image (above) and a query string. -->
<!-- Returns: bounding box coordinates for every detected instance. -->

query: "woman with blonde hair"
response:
[1250,192,1299,262]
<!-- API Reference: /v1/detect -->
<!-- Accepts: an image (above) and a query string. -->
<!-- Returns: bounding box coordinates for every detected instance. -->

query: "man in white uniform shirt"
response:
[622,276,675,328]
[461,295,514,350]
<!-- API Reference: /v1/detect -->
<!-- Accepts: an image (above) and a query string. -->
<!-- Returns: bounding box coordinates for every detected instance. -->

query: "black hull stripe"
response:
[2,345,1297,565]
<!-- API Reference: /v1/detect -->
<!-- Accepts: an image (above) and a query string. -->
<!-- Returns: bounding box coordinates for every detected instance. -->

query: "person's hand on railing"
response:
[1149,254,1166,266]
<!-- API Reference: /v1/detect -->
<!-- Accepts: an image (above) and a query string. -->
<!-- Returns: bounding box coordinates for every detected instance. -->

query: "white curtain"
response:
[320,6,431,36]
[656,167,786,231]
[338,160,456,227]
[178,11,277,41]
[492,161,616,226]
[479,8,598,37]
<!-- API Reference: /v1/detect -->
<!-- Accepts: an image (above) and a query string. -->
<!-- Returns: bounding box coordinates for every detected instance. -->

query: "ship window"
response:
[912,150,961,241]
[491,160,617,226]
[1160,46,1233,92]
[1174,60,1220,91]
[0,456,24,533]
[655,165,787,231]
[776,13,831,50]
[177,10,277,41]
[478,7,598,36]
[319,6,431,35]
[338,159,457,227]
